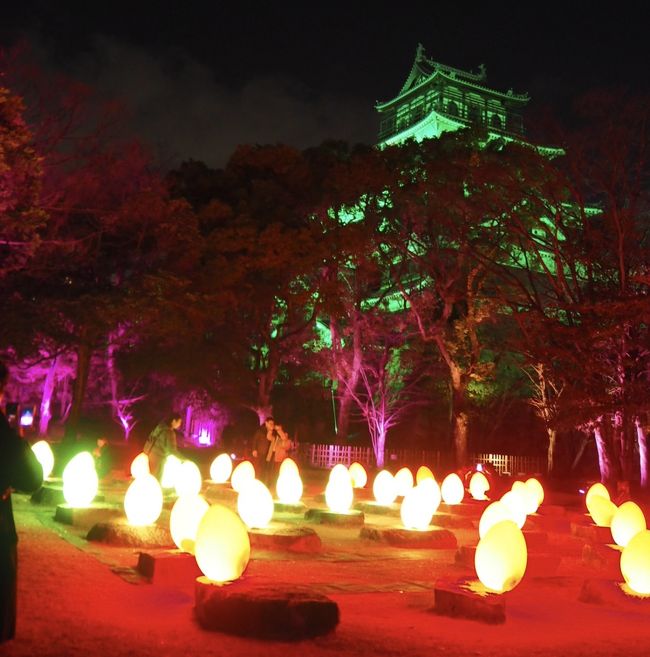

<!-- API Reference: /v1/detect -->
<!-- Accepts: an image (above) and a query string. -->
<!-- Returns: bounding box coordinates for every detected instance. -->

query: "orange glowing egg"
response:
[620,529,650,594]
[500,491,527,528]
[209,453,233,483]
[469,471,490,500]
[475,520,528,593]
[124,473,163,526]
[394,467,414,497]
[479,500,515,539]
[590,495,618,527]
[441,473,465,505]
[349,462,368,488]
[170,494,209,553]
[586,483,610,512]
[511,481,537,516]
[231,460,256,492]
[416,465,435,484]
[611,501,647,547]
[373,470,398,506]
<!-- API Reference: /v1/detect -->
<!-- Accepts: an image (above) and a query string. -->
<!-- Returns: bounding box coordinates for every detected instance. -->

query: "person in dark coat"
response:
[143,413,182,479]
[252,417,276,484]
[0,362,43,643]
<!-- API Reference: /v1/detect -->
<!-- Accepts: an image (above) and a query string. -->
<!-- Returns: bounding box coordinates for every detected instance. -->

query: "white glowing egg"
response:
[195,504,251,583]
[325,470,353,513]
[610,501,646,546]
[500,491,527,528]
[161,454,182,489]
[586,483,610,512]
[479,500,515,539]
[349,462,368,488]
[401,483,436,530]
[511,481,537,515]
[231,460,256,492]
[174,460,202,497]
[31,440,54,480]
[590,495,618,527]
[237,478,274,528]
[275,468,303,504]
[419,476,442,513]
[475,519,527,593]
[469,471,490,500]
[525,478,544,511]
[329,464,349,483]
[373,470,398,506]
[130,452,150,479]
[209,453,233,483]
[62,452,98,508]
[621,529,650,594]
[394,467,414,497]
[441,473,465,505]
[416,465,435,484]
[124,473,163,526]
[170,494,209,553]
[279,457,299,477]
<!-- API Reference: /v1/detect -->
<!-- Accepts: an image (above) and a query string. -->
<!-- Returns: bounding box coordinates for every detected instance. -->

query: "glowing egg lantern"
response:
[479,500,516,539]
[525,478,544,512]
[231,460,255,492]
[62,452,98,508]
[209,453,233,483]
[276,468,303,504]
[394,467,414,497]
[31,440,54,480]
[325,469,353,514]
[586,483,610,511]
[174,460,202,497]
[130,452,150,479]
[329,463,349,483]
[475,519,528,593]
[620,529,650,595]
[195,504,251,583]
[161,454,182,489]
[500,491,527,529]
[469,471,490,500]
[124,473,163,526]
[611,502,646,547]
[441,473,465,505]
[279,457,299,477]
[511,481,537,515]
[170,494,209,553]
[349,462,368,488]
[416,465,435,484]
[589,495,618,527]
[401,483,437,530]
[373,470,398,506]
[237,479,274,528]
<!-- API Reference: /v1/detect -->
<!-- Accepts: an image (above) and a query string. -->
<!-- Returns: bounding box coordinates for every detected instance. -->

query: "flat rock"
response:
[203,484,238,502]
[572,523,613,543]
[249,526,321,553]
[439,501,487,517]
[273,501,307,515]
[195,576,339,639]
[31,485,65,506]
[582,543,622,578]
[361,525,457,549]
[455,544,476,568]
[433,578,506,624]
[579,578,650,611]
[55,503,122,528]
[137,550,202,583]
[353,501,400,517]
[304,508,365,526]
[87,519,174,548]
[433,512,475,529]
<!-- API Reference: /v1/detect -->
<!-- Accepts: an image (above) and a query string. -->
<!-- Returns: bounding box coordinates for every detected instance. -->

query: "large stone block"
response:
[137,550,202,584]
[54,503,121,528]
[273,501,308,515]
[433,578,506,624]
[361,525,457,549]
[304,508,365,526]
[439,501,487,517]
[195,577,339,639]
[433,512,474,529]
[353,501,400,517]
[249,526,321,553]
[87,519,174,548]
[579,578,650,611]
[582,543,622,578]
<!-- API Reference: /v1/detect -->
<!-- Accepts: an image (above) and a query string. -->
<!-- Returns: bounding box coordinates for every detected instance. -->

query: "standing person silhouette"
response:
[143,413,182,480]
[0,362,43,643]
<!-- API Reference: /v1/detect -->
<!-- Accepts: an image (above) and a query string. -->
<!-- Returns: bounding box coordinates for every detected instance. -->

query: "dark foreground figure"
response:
[0,362,43,643]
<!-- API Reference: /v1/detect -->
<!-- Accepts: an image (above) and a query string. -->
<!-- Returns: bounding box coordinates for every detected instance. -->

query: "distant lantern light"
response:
[611,501,647,548]
[500,491,527,528]
[161,454,182,489]
[416,465,435,485]
[31,440,54,480]
[475,520,528,593]
[276,468,303,505]
[325,469,353,514]
[237,479,274,529]
[349,462,368,488]
[62,452,98,508]
[586,483,610,512]
[130,452,150,479]
[394,467,414,497]
[479,500,516,539]
[195,504,251,583]
[329,464,349,483]
[524,478,544,513]
[170,494,210,553]
[209,453,233,483]
[124,473,163,526]
[511,481,537,516]
[401,482,439,530]
[441,473,465,505]
[373,470,398,506]
[620,529,650,595]
[590,495,618,527]
[231,460,256,492]
[20,409,34,427]
[469,471,490,500]
[279,457,299,477]
[174,460,202,498]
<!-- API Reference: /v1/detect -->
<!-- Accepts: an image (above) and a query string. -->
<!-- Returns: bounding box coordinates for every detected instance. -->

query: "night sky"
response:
[1,1,648,167]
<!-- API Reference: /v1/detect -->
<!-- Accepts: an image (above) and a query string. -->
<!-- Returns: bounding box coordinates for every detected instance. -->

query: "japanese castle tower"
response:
[377,44,529,146]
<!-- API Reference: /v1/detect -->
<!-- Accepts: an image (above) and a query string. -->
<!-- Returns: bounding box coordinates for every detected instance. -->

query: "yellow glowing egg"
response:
[419,476,442,513]
[416,465,435,484]
[373,469,398,506]
[475,519,528,593]
[209,453,233,483]
[525,478,544,511]
[124,473,163,526]
[325,470,353,513]
[195,504,251,583]
[275,468,303,504]
[394,467,414,497]
[231,460,256,492]
[621,529,650,594]
[62,452,98,508]
[441,473,465,505]
[170,494,210,553]
[401,482,437,530]
[469,471,490,500]
[237,479,274,528]
[500,491,527,528]
[479,501,515,539]
[511,481,537,515]
[130,452,150,479]
[586,483,610,512]
[160,454,182,489]
[329,463,349,483]
[610,501,646,546]
[349,462,368,488]
[31,440,54,480]
[174,460,202,497]
[590,495,618,527]
[279,457,299,477]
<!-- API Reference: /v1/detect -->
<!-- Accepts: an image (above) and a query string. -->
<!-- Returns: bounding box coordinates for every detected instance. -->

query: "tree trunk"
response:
[546,426,557,475]
[593,420,615,485]
[374,426,386,468]
[336,392,355,441]
[451,370,468,467]
[38,356,58,436]
[335,311,363,440]
[68,339,92,432]
[635,417,648,489]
